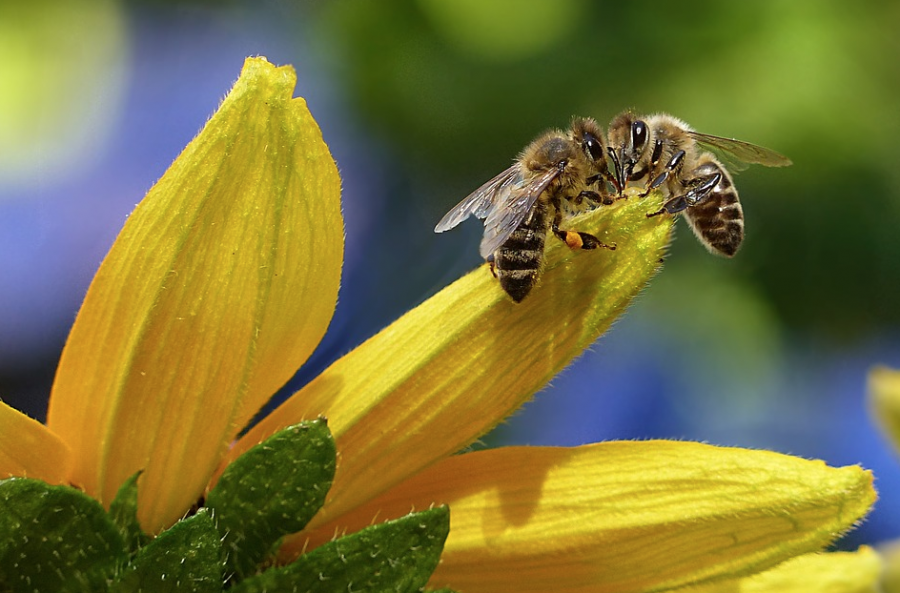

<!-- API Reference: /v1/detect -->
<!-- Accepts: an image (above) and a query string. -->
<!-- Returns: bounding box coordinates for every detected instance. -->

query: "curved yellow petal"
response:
[693,547,881,593]
[46,57,342,532]
[869,366,900,457]
[0,400,72,484]
[285,441,874,593]
[225,190,672,527]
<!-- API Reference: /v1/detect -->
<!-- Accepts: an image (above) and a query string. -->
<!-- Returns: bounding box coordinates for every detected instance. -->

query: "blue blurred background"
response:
[2,0,899,550]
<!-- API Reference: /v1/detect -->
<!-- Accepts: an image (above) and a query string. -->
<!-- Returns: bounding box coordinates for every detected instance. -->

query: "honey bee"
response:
[434,117,617,302]
[607,112,791,256]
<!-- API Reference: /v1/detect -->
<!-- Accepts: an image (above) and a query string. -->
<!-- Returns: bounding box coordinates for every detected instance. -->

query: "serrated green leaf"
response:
[206,419,336,579]
[110,508,223,593]
[108,471,149,554]
[231,506,450,593]
[0,477,126,593]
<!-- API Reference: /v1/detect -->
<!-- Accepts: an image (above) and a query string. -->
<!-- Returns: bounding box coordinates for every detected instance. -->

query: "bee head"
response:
[607,112,649,193]
[570,117,607,165]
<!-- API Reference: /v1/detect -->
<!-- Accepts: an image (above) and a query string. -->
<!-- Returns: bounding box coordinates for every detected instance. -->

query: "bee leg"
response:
[586,171,621,195]
[639,170,670,198]
[639,149,686,198]
[486,253,498,278]
[576,232,616,251]
[550,207,614,250]
[551,209,578,249]
[576,190,616,207]
[551,222,615,251]
[646,171,722,218]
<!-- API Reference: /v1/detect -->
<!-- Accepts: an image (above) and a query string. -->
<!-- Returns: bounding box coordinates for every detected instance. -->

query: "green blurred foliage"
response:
[314,0,900,340]
[3,0,893,421]
[0,0,128,188]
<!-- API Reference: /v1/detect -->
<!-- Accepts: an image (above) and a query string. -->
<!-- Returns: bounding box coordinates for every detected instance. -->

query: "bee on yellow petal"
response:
[607,111,792,257]
[435,117,618,302]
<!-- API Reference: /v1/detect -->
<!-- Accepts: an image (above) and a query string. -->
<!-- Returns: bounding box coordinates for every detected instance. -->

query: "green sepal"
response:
[0,477,126,593]
[109,508,223,593]
[230,506,450,592]
[107,470,150,554]
[206,418,336,579]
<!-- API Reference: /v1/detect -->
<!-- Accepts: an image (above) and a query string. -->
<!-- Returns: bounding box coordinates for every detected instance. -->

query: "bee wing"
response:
[478,166,561,258]
[434,166,521,233]
[689,132,793,169]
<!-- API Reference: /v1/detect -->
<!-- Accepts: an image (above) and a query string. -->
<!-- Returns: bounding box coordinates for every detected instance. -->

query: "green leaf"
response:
[110,508,223,593]
[0,477,126,593]
[107,470,149,554]
[231,506,450,593]
[206,419,336,579]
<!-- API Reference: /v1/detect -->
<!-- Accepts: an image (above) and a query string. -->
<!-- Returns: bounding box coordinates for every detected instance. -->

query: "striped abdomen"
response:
[493,201,551,302]
[683,160,744,257]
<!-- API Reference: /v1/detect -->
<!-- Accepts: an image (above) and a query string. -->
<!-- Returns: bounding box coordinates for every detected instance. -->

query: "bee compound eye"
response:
[583,133,605,162]
[632,121,648,150]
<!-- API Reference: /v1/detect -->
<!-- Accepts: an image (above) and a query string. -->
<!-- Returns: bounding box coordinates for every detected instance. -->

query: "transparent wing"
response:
[434,166,521,233]
[690,132,793,168]
[479,166,561,258]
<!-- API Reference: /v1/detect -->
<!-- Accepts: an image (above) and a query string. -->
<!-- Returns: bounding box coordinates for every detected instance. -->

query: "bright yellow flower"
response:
[0,57,875,592]
[869,366,900,592]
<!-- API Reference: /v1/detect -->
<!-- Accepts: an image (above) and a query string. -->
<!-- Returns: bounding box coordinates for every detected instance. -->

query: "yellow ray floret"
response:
[287,441,874,593]
[692,547,880,593]
[45,57,342,532]
[0,400,72,485]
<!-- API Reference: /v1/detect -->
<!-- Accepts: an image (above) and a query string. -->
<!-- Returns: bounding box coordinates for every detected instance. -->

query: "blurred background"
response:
[2,0,899,550]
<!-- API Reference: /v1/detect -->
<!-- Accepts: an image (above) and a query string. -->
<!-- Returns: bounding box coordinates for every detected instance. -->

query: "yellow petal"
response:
[0,400,72,484]
[878,539,900,593]
[223,190,672,527]
[869,366,900,457]
[46,57,342,532]
[693,547,881,593]
[284,441,874,593]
